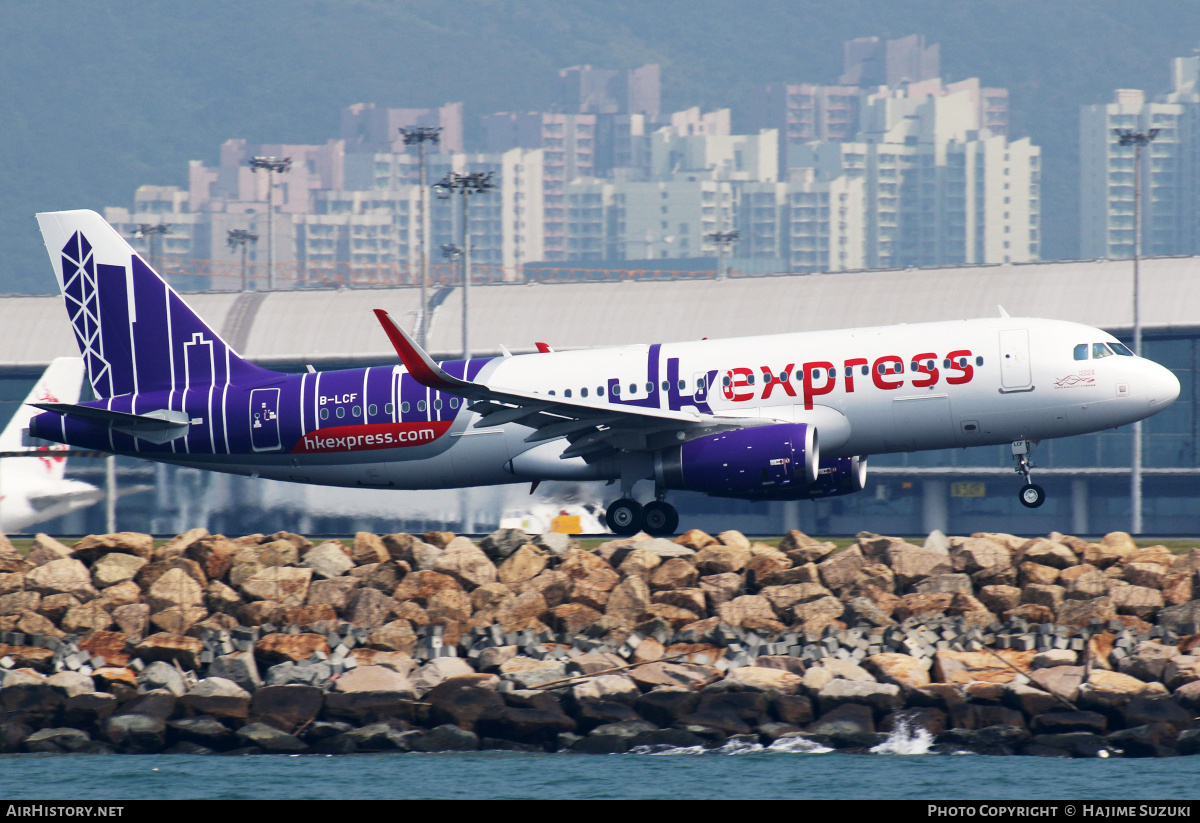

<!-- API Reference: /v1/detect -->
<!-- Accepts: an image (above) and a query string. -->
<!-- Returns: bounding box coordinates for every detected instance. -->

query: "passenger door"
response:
[999,328,1033,391]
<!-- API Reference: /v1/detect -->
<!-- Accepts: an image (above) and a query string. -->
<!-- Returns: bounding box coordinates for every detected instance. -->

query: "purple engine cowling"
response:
[654,422,818,498]
[802,455,868,500]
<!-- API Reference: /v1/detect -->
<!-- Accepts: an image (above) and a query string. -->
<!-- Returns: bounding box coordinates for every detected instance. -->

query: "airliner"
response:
[27,210,1180,535]
[1,357,105,533]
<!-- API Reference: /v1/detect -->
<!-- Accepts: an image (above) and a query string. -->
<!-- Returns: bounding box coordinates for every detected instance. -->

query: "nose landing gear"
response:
[1012,439,1045,508]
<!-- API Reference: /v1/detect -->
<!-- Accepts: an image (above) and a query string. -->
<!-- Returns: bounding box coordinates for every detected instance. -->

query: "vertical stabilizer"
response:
[36,210,272,399]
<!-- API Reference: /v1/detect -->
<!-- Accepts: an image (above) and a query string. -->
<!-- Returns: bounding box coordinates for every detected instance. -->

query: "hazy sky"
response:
[4,0,1199,291]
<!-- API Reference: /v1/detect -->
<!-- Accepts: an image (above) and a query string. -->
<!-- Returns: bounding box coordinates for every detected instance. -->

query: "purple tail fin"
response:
[37,210,272,398]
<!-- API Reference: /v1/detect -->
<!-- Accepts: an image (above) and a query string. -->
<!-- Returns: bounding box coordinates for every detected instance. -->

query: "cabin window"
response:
[877,363,887,374]
[417,400,426,412]
[565,389,573,398]
[1093,343,1114,359]
[811,368,822,380]
[926,360,935,370]
[368,404,377,416]
[450,398,459,408]
[629,384,637,395]
[645,382,653,393]
[581,388,589,398]
[352,405,362,418]
[401,402,410,413]
[661,381,669,391]
[722,375,731,387]
[678,380,686,390]
[335,407,345,419]
[597,386,605,396]
[860,365,869,376]
[976,356,984,366]
[779,371,789,382]
[943,358,951,369]
[1073,344,1088,361]
[697,378,705,390]
[385,403,394,415]
[747,374,756,385]
[549,390,556,396]
[433,399,442,410]
[829,367,838,378]
[613,385,621,395]
[319,408,329,420]
[910,362,918,372]
[1110,342,1134,356]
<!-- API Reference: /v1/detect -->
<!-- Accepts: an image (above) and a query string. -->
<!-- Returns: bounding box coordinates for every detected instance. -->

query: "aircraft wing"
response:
[374,310,771,460]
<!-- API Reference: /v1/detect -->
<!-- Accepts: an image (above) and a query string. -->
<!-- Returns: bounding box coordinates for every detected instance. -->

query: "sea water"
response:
[1,727,1196,801]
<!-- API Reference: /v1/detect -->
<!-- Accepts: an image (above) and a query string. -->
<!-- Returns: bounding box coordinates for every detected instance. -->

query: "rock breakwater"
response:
[0,527,1197,757]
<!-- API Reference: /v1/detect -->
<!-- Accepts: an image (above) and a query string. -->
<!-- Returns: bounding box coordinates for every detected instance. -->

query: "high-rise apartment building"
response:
[558,63,661,120]
[1080,58,1200,260]
[340,102,465,154]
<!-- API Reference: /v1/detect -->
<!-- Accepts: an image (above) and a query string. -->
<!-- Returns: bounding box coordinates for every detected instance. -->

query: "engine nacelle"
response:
[654,423,818,498]
[802,455,868,500]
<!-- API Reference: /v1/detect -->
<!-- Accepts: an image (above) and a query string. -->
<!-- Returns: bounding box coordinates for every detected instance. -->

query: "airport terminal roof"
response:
[4,255,1200,370]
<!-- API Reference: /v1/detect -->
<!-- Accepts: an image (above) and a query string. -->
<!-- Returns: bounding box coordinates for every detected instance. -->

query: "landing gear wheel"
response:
[1019,483,1046,509]
[605,498,644,535]
[641,501,679,536]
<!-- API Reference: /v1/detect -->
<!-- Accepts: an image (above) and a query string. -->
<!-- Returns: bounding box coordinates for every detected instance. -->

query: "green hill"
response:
[3,0,1198,292]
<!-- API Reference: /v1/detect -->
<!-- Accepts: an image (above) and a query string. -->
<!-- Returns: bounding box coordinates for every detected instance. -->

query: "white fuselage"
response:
[165,316,1180,491]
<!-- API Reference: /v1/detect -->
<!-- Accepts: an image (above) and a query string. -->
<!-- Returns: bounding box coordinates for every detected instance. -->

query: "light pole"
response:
[134,223,169,271]
[227,229,259,291]
[1114,127,1159,535]
[706,229,740,279]
[433,171,496,360]
[248,156,292,290]
[400,126,441,347]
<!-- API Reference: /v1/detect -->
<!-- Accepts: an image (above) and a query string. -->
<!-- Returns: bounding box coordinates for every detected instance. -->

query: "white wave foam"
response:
[766,736,834,754]
[869,718,934,756]
[713,738,764,755]
[628,744,708,756]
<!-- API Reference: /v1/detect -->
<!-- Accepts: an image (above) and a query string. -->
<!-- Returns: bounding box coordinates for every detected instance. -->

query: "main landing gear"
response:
[1012,439,1045,508]
[605,496,679,536]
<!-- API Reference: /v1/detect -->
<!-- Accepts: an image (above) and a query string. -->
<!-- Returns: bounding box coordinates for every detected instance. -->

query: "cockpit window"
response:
[1073,344,1088,361]
[1109,342,1134,356]
[1092,343,1114,359]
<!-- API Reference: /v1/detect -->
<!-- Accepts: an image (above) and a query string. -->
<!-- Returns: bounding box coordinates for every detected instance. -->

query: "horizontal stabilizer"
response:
[33,403,191,445]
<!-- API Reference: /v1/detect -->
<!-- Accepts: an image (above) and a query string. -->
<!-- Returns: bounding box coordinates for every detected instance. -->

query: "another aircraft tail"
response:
[35,210,272,400]
[0,357,85,481]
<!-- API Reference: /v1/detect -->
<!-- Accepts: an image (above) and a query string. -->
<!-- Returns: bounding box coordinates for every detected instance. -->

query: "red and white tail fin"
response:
[0,357,85,480]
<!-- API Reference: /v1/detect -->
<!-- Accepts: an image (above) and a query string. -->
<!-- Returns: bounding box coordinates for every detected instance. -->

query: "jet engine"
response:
[654,422,818,497]
[802,455,868,500]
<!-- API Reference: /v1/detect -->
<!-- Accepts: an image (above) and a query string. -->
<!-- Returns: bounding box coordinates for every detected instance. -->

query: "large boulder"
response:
[302,542,355,580]
[863,653,931,690]
[23,558,97,601]
[1078,670,1168,714]
[146,567,204,613]
[886,543,953,590]
[1055,596,1117,629]
[73,532,154,562]
[1109,585,1164,619]
[717,595,785,633]
[605,577,651,627]
[102,714,165,754]
[254,633,330,665]
[235,722,308,752]
[324,665,419,722]
[247,684,324,733]
[712,666,803,695]
[779,530,836,564]
[1018,538,1078,569]
[932,650,1034,685]
[91,553,148,589]
[498,545,548,585]
[133,633,204,670]
[238,567,312,607]
[497,657,567,690]
[817,546,865,591]
[950,537,1011,575]
[411,658,476,693]
[1117,641,1177,683]
[1157,601,1200,635]
[178,677,251,719]
[431,539,497,590]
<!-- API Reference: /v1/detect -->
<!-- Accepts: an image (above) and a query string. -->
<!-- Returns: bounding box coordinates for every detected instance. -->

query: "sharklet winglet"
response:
[373,309,469,393]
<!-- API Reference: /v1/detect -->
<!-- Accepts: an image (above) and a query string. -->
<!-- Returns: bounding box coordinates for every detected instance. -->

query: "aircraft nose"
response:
[1146,361,1180,409]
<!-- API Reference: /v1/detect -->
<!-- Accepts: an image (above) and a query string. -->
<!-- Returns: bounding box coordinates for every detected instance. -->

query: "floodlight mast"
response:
[433,171,496,359]
[705,229,739,280]
[1113,127,1159,534]
[400,127,442,348]
[248,156,292,289]
[226,229,259,291]
[133,223,169,271]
